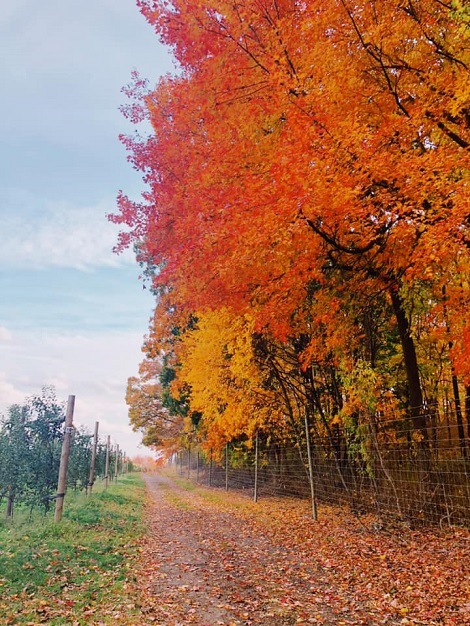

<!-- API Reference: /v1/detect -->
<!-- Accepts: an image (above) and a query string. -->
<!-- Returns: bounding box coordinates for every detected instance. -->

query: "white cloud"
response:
[1,198,134,270]
[0,328,152,457]
[0,326,12,342]
[0,374,26,409]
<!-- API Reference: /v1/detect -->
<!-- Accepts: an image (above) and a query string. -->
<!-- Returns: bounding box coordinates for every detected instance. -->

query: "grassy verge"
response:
[166,473,197,491]
[0,474,146,625]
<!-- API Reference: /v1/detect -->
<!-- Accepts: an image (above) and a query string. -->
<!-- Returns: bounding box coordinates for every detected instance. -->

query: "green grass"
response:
[0,474,146,625]
[165,491,193,510]
[166,472,197,491]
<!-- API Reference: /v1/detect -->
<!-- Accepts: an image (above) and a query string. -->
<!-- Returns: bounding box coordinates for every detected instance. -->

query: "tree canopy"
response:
[113,0,470,455]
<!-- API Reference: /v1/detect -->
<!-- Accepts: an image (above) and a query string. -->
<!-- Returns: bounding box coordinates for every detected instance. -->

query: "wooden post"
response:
[114,444,119,482]
[104,436,110,489]
[196,450,200,482]
[88,421,99,495]
[209,449,213,487]
[109,445,114,482]
[6,486,14,518]
[305,413,318,521]
[54,395,75,523]
[225,443,229,491]
[254,430,259,503]
[187,445,191,480]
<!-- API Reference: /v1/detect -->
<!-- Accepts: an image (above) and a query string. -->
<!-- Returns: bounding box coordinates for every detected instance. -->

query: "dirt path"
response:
[136,473,377,625]
[134,472,469,626]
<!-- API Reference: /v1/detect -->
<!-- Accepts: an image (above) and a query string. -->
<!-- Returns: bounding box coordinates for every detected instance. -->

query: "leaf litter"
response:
[131,472,470,626]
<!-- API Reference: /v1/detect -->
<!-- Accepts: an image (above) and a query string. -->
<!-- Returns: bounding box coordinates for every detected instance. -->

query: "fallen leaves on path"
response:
[132,473,470,626]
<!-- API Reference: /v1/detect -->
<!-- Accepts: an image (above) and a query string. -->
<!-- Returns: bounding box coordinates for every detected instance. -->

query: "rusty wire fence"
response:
[172,416,470,528]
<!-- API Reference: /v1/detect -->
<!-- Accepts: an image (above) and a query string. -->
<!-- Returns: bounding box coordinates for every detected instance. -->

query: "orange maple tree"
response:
[112,0,470,452]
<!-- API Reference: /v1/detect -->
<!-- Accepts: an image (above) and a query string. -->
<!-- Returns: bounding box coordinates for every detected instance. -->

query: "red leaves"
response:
[136,473,470,625]
[112,0,470,394]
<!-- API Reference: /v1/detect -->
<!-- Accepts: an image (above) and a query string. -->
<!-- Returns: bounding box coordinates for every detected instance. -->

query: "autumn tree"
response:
[125,298,198,450]
[175,308,291,451]
[113,0,470,451]
[126,358,185,450]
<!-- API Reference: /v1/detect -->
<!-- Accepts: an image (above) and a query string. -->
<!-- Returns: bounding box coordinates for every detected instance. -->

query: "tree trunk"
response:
[465,386,470,443]
[389,287,428,441]
[452,374,467,458]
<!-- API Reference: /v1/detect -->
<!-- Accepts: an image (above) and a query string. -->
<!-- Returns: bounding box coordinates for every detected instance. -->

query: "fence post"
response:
[254,431,259,503]
[114,444,119,482]
[88,421,99,495]
[109,445,114,482]
[196,450,200,482]
[225,443,229,491]
[209,449,213,487]
[54,395,75,523]
[6,486,14,518]
[187,444,191,480]
[304,413,318,521]
[105,436,110,489]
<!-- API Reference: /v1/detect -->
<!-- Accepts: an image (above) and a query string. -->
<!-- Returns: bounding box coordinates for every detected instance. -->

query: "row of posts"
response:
[54,395,129,522]
[175,439,259,496]
[175,421,318,521]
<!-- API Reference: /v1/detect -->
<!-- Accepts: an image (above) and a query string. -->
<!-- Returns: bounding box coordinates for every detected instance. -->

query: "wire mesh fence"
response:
[172,415,470,528]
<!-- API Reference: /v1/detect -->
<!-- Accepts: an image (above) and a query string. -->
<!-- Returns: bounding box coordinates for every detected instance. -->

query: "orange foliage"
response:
[112,0,470,449]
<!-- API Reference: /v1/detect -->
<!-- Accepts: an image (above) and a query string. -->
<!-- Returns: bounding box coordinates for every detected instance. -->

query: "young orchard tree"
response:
[0,404,32,516]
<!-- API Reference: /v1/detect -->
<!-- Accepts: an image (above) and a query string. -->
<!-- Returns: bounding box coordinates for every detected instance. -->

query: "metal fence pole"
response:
[305,414,318,521]
[254,431,259,503]
[114,444,119,482]
[209,449,213,487]
[104,436,110,489]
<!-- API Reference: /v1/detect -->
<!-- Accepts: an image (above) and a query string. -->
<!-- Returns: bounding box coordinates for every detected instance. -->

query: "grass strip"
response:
[0,474,146,625]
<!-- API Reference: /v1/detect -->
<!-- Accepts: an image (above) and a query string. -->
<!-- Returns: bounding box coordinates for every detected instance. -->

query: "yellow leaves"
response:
[449,72,470,119]
[177,308,265,449]
[411,431,424,444]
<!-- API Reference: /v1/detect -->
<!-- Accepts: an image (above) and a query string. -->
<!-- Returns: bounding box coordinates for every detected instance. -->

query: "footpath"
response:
[133,472,469,626]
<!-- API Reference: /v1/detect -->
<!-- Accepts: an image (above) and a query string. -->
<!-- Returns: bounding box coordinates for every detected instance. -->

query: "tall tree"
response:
[112,0,470,441]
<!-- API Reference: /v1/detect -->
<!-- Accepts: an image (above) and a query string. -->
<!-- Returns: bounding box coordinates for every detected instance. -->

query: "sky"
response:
[0,0,174,456]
